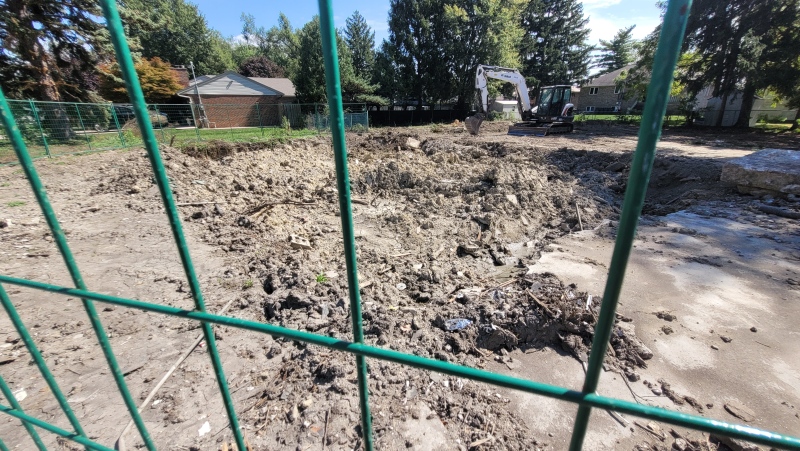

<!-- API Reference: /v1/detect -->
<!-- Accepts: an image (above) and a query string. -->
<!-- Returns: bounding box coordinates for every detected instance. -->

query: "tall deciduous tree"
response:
[518,0,592,92]
[122,0,234,75]
[344,11,376,78]
[594,25,637,74]
[240,13,299,78]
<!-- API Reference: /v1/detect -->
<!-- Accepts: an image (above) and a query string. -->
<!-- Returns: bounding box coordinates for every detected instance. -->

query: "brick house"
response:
[572,65,636,113]
[177,71,296,127]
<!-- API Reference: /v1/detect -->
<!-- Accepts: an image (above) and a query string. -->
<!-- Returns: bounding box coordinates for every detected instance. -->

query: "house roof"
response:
[178,71,295,97]
[586,64,635,87]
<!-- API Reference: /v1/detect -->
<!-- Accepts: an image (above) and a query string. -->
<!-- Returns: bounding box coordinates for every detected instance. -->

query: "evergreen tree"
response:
[291,17,382,104]
[344,11,376,78]
[238,56,286,78]
[681,0,800,127]
[518,0,592,93]
[0,0,108,102]
[385,0,524,108]
[594,25,637,74]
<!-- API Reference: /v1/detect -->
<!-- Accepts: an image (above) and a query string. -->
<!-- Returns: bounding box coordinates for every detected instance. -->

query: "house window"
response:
[614,85,622,94]
[586,106,595,112]
[589,87,598,95]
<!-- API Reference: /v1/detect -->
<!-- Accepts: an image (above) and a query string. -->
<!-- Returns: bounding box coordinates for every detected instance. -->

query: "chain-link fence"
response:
[0,100,368,165]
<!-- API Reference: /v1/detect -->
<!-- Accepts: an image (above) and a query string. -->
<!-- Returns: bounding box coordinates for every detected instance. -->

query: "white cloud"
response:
[580,0,622,10]
[585,15,661,45]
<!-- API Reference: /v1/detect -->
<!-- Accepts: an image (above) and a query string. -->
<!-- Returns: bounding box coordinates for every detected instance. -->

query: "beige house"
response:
[573,65,637,113]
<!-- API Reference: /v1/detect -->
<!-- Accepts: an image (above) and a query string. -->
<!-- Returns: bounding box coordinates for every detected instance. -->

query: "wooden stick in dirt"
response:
[756,203,800,220]
[575,204,584,231]
[115,297,237,451]
[245,200,316,216]
[526,290,556,318]
[176,201,220,206]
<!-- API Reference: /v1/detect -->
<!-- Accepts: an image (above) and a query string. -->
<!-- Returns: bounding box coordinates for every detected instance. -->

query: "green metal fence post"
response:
[0,284,90,446]
[73,103,93,151]
[567,1,691,449]
[187,101,201,141]
[0,87,157,450]
[0,374,47,451]
[97,2,246,450]
[110,102,127,148]
[28,99,51,158]
[317,1,374,449]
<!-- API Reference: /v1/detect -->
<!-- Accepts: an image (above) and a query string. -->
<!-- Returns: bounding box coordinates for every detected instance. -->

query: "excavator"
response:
[465,65,575,136]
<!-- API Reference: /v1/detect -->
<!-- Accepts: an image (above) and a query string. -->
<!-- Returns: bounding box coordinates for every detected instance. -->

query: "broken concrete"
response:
[720,148,800,194]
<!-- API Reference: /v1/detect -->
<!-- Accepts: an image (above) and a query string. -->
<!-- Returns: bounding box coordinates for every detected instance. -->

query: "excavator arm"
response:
[467,65,533,135]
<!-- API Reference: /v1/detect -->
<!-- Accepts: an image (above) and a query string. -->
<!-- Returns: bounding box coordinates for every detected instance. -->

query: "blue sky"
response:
[193,0,661,46]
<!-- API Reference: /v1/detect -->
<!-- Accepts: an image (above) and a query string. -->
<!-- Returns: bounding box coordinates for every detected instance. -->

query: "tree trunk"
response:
[7,0,75,140]
[790,108,799,130]
[714,90,730,127]
[734,80,757,128]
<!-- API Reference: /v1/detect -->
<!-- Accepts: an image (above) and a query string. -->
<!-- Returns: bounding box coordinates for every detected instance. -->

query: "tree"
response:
[344,11,376,78]
[0,0,107,102]
[240,13,300,77]
[121,0,235,75]
[385,0,524,109]
[238,56,286,78]
[680,0,800,127]
[594,25,637,74]
[100,57,183,103]
[291,16,383,104]
[518,0,593,93]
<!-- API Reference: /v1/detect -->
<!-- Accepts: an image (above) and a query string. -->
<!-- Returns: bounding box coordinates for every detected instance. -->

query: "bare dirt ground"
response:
[0,123,798,451]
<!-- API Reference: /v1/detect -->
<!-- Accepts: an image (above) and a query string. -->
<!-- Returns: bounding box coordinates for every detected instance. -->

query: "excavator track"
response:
[507,122,573,136]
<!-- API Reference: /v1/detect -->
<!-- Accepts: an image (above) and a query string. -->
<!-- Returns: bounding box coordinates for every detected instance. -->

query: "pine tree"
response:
[0,0,107,102]
[518,0,592,92]
[594,26,637,74]
[681,0,800,127]
[344,11,376,79]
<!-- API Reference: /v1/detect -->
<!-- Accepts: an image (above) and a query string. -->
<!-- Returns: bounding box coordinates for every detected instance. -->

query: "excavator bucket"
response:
[465,114,484,135]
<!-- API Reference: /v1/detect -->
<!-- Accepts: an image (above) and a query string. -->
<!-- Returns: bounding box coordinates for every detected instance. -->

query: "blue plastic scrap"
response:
[445,318,472,331]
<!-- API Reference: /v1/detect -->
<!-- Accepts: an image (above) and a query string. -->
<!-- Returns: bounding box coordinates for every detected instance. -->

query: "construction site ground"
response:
[0,123,798,450]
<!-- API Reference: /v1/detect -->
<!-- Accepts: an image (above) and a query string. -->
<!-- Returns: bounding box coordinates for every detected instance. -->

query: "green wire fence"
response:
[0,0,799,450]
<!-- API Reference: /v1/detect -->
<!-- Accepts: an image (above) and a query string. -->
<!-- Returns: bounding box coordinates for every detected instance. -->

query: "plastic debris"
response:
[198,420,211,436]
[444,318,472,331]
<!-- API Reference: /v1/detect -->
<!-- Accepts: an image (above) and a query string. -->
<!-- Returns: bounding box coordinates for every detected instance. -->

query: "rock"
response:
[289,234,312,250]
[672,438,690,451]
[720,335,732,343]
[625,371,641,382]
[214,204,225,216]
[710,433,762,451]
[0,218,9,228]
[661,326,674,335]
[656,311,676,321]
[780,184,800,195]
[288,404,300,422]
[724,399,756,422]
[504,194,519,205]
[750,326,757,333]
[605,161,626,172]
[129,185,141,194]
[721,148,800,194]
[651,388,663,396]
[405,137,421,149]
[300,397,314,411]
[19,217,40,226]
[479,325,518,351]
[711,345,719,350]
[191,210,205,219]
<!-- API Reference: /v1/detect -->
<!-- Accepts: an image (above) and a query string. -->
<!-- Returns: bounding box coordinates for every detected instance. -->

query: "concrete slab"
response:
[720,148,800,194]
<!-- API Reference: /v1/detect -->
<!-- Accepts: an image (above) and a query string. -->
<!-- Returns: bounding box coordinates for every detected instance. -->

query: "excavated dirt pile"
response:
[78,127,706,449]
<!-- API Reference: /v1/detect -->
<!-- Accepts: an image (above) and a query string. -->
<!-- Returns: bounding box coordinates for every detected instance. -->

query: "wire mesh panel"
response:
[1,0,800,450]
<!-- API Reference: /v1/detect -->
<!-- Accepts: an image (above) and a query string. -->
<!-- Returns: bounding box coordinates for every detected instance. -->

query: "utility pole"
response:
[189,61,206,127]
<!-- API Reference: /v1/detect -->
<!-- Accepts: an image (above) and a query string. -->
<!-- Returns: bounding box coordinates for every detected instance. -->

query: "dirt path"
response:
[0,124,798,450]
